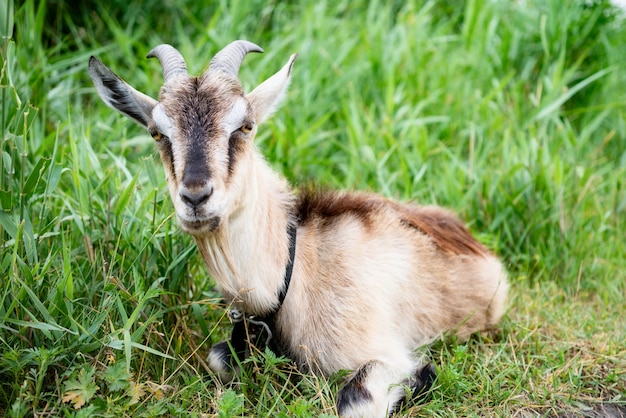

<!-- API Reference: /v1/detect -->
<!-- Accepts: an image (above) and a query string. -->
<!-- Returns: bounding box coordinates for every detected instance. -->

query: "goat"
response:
[88,40,508,417]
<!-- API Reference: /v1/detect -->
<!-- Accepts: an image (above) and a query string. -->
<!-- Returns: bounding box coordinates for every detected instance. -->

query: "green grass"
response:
[1,0,625,416]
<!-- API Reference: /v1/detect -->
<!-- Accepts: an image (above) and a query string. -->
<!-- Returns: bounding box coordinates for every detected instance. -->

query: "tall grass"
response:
[1,0,625,416]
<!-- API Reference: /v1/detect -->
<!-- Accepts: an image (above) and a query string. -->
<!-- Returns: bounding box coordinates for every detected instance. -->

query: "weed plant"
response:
[1,0,625,416]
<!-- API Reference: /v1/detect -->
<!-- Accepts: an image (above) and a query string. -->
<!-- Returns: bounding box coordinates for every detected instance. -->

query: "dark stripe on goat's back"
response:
[390,202,488,256]
[296,186,488,256]
[296,187,381,227]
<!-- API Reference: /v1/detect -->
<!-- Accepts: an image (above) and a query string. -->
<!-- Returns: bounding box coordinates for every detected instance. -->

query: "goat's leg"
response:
[337,359,436,418]
[409,362,437,402]
[208,318,274,382]
[207,320,249,382]
[207,340,236,381]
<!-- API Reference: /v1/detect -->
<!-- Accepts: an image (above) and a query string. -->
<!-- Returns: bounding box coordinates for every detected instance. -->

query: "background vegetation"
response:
[1,0,625,416]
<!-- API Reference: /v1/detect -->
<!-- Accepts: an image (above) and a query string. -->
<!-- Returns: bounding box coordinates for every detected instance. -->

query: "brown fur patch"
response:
[296,186,488,256]
[295,186,382,227]
[390,202,489,256]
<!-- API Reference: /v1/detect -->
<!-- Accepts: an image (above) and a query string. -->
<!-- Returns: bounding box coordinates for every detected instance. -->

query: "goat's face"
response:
[89,41,296,235]
[150,75,254,234]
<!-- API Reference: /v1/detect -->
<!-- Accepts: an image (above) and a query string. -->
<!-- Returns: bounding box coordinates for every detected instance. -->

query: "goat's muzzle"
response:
[179,184,214,208]
[175,183,222,234]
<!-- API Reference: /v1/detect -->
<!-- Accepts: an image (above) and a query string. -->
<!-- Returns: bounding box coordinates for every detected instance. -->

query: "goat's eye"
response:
[149,127,163,141]
[240,123,253,134]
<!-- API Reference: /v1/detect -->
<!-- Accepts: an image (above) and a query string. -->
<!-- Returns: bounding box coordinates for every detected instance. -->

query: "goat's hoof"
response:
[336,366,373,413]
[207,341,237,382]
[390,363,437,415]
[410,362,437,402]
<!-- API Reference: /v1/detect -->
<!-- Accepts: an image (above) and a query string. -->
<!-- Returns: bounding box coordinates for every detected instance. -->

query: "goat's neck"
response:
[194,152,294,315]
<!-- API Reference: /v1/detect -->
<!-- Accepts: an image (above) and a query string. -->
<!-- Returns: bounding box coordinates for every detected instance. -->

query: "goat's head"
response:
[89,41,296,235]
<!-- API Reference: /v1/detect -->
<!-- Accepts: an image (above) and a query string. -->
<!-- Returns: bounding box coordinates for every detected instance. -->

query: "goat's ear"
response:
[88,56,158,127]
[247,54,297,124]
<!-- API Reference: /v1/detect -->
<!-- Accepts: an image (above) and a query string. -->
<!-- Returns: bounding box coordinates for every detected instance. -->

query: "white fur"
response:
[152,104,174,139]
[222,97,248,134]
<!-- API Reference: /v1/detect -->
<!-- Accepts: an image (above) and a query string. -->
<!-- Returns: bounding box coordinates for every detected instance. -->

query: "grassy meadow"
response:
[1,0,625,416]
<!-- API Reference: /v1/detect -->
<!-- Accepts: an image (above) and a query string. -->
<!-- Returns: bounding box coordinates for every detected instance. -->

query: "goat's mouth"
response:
[177,216,221,235]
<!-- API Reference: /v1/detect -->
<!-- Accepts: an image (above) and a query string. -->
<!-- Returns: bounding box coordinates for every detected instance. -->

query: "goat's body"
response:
[89,40,508,418]
[201,150,507,416]
[281,193,506,372]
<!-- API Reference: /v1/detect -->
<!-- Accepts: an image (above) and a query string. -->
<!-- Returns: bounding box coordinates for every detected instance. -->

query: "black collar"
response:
[244,222,297,324]
[277,223,297,308]
[239,222,296,351]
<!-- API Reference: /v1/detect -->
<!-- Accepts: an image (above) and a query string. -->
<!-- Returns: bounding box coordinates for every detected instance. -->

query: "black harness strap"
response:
[227,223,297,358]
[277,223,297,307]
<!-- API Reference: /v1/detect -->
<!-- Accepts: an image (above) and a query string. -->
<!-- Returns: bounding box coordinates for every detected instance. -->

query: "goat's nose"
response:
[180,185,213,208]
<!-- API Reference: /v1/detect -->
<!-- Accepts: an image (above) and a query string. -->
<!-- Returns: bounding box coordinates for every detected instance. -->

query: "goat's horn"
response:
[208,40,263,77]
[147,44,188,81]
